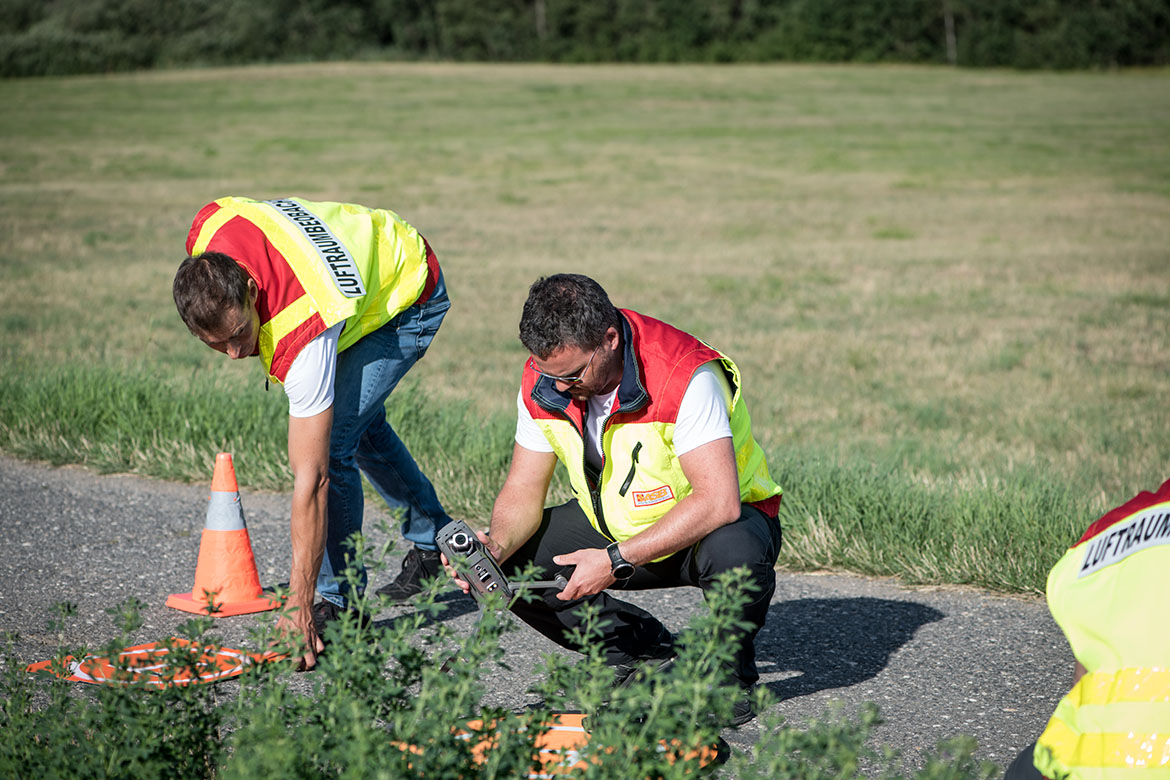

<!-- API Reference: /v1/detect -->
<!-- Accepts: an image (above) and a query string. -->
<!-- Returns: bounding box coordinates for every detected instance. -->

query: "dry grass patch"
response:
[2,63,1168,505]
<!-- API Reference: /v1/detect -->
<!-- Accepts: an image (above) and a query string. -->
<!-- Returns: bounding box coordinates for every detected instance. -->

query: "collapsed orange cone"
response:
[166,453,278,617]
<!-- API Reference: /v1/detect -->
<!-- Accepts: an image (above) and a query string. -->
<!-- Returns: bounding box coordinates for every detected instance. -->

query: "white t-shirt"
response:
[514,361,734,469]
[283,322,342,418]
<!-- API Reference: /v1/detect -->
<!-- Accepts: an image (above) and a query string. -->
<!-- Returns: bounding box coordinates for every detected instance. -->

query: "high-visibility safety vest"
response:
[1033,478,1170,780]
[521,310,782,551]
[186,196,437,383]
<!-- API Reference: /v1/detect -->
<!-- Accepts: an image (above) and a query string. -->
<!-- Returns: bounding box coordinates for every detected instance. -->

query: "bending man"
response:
[173,196,454,668]
[470,273,782,726]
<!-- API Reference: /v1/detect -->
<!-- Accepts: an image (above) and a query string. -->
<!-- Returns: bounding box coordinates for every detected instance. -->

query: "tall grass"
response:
[0,359,516,519]
[0,359,291,487]
[771,452,1088,593]
[0,360,1089,593]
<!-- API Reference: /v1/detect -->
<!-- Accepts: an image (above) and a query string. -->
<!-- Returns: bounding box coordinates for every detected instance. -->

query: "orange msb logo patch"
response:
[631,485,674,507]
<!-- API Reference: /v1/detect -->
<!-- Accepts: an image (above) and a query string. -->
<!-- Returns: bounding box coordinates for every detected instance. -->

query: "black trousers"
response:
[1003,743,1045,780]
[503,499,783,687]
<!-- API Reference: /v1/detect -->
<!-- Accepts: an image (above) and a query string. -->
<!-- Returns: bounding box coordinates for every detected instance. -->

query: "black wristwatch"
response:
[606,542,635,580]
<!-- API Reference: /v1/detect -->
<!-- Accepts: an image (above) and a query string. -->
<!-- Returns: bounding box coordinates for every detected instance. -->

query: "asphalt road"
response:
[0,454,1073,773]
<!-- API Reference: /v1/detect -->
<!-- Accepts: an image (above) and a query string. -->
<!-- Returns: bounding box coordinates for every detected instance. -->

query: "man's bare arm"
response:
[486,443,558,562]
[555,436,741,601]
[616,436,741,565]
[447,443,557,595]
[278,407,332,669]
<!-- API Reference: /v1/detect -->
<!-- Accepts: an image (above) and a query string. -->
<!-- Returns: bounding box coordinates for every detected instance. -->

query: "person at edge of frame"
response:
[450,273,783,727]
[1003,478,1170,780]
[172,195,456,670]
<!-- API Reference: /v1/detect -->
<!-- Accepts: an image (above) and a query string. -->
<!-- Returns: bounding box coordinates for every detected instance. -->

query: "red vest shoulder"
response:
[621,310,722,421]
[186,201,221,255]
[1078,478,1170,546]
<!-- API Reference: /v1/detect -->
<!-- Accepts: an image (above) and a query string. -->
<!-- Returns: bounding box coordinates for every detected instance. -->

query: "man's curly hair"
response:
[518,274,621,359]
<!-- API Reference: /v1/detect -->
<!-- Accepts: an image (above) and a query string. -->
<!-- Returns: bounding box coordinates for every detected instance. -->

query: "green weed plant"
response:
[2,543,998,780]
[1,600,226,778]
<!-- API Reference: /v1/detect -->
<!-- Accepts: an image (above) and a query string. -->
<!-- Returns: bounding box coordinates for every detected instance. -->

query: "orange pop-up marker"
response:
[166,453,278,617]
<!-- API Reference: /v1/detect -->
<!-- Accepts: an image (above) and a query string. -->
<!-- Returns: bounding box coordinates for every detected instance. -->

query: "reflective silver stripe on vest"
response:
[265,198,366,298]
[1079,503,1170,577]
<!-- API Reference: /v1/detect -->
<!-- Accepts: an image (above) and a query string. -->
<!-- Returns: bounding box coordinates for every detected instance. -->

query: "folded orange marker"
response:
[394,713,727,776]
[26,638,284,687]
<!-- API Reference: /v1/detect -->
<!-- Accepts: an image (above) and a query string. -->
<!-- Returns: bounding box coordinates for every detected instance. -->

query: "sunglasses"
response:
[528,343,601,385]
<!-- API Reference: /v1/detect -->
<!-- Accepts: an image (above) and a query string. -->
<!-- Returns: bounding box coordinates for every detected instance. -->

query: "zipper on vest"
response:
[589,400,623,540]
[585,461,613,540]
[570,394,623,542]
[591,489,612,539]
[618,442,642,497]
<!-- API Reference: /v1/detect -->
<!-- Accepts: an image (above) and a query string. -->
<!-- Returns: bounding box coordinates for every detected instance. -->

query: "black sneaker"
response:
[312,600,372,634]
[729,688,756,727]
[610,634,678,688]
[375,546,443,604]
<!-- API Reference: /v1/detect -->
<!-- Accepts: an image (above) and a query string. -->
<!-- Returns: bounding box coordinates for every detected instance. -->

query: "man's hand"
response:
[442,530,503,595]
[553,547,615,600]
[274,600,325,671]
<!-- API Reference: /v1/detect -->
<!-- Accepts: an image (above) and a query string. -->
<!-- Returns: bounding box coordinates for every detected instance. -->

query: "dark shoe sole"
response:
[612,653,678,688]
[313,603,372,633]
[729,708,756,728]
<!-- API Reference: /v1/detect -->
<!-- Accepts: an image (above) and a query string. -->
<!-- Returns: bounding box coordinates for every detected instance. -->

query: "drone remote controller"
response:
[436,519,567,605]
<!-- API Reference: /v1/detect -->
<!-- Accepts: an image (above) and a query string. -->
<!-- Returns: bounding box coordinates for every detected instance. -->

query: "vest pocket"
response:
[618,442,642,497]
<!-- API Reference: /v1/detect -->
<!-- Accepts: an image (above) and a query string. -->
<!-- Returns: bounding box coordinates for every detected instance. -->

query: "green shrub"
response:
[2,543,1000,779]
[0,601,225,778]
[0,28,155,77]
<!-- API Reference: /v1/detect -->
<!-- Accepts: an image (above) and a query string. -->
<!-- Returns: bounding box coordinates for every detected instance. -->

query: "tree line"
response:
[2,0,1168,77]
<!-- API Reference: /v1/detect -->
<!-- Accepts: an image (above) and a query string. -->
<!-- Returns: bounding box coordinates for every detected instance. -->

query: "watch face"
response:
[612,562,635,579]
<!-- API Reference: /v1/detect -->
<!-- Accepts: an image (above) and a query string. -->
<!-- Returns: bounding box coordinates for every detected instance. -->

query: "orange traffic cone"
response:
[166,453,278,617]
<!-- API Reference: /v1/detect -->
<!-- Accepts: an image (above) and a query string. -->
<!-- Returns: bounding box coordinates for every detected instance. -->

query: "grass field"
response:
[1,63,1168,593]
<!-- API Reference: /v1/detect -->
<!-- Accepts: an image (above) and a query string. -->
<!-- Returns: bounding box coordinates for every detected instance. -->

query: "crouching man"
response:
[464,273,783,726]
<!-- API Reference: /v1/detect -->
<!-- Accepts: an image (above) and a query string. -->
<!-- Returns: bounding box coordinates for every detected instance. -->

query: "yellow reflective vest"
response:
[186,196,437,383]
[1034,478,1170,780]
[521,310,782,552]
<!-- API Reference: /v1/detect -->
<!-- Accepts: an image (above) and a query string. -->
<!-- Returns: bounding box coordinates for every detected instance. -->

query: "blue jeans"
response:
[316,272,453,608]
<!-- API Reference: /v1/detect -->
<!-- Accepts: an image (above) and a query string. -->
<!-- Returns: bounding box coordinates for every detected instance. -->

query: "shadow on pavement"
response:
[371,587,478,629]
[758,597,944,700]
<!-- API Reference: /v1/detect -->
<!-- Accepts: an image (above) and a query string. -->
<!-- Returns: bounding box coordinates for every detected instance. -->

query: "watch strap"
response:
[606,542,635,578]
